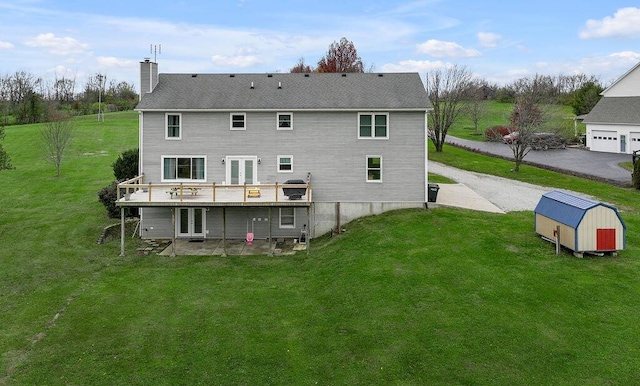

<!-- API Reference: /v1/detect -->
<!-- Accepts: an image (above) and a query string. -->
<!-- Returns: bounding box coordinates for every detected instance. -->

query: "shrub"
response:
[485,125,516,141]
[99,148,140,218]
[112,148,139,180]
[98,181,120,218]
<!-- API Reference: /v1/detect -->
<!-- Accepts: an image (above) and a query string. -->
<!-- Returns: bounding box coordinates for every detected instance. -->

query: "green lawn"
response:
[1,113,639,385]
[448,101,585,141]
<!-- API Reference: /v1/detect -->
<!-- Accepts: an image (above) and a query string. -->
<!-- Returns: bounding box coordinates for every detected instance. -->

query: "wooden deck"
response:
[116,176,312,207]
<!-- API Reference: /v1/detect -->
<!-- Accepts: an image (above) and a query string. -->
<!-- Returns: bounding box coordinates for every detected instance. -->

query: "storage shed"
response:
[534,190,626,256]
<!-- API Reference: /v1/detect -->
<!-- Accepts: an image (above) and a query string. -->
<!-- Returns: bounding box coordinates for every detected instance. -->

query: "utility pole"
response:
[97,74,106,122]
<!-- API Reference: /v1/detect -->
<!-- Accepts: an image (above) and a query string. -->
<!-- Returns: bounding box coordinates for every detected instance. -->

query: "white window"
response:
[162,156,206,181]
[230,113,246,130]
[277,155,293,173]
[366,155,382,182]
[279,207,295,228]
[166,113,181,139]
[358,113,388,139]
[277,112,293,130]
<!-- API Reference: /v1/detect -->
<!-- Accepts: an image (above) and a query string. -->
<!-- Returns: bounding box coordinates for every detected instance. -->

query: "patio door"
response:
[226,156,257,184]
[177,208,205,238]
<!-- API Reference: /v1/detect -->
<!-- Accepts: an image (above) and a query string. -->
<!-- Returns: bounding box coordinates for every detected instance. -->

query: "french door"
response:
[226,156,257,184]
[177,208,205,238]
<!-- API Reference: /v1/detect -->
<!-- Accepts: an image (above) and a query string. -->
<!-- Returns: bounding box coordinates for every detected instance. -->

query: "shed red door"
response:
[596,228,616,250]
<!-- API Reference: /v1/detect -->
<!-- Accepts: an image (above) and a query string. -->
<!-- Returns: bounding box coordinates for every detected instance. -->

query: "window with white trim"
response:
[279,207,295,228]
[166,113,181,139]
[277,155,293,172]
[162,156,206,181]
[358,113,388,139]
[366,155,382,182]
[277,112,293,130]
[230,113,246,130]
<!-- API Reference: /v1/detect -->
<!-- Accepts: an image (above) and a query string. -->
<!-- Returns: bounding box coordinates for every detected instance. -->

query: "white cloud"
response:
[96,56,137,69]
[0,41,14,49]
[381,59,452,73]
[580,7,640,39]
[211,54,263,68]
[416,39,481,58]
[477,32,501,48]
[25,33,89,55]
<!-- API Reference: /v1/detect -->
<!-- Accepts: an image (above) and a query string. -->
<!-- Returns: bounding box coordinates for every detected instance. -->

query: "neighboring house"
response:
[582,61,640,154]
[116,59,432,253]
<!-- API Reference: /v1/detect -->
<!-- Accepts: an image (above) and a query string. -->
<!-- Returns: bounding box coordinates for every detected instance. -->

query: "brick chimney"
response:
[139,58,158,99]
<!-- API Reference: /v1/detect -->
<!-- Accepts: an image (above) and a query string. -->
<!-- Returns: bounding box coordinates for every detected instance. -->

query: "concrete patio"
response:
[157,238,307,256]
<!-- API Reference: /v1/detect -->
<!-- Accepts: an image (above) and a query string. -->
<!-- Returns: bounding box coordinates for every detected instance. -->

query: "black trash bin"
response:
[427,183,440,202]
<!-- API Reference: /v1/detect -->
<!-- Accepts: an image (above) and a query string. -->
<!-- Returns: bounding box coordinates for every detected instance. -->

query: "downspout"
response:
[424,110,429,204]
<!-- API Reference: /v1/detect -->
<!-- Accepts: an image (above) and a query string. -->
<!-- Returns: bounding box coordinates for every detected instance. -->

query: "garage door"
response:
[631,132,640,152]
[591,130,618,153]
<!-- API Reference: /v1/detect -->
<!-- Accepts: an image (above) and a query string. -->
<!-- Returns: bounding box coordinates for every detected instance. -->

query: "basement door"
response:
[177,208,205,238]
[227,156,257,184]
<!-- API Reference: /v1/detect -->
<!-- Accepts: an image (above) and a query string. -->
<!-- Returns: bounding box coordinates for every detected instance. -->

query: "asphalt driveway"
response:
[445,136,632,184]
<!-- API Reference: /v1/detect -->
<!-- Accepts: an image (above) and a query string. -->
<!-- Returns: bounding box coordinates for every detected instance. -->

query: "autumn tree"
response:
[290,57,313,73]
[427,64,474,152]
[316,37,364,73]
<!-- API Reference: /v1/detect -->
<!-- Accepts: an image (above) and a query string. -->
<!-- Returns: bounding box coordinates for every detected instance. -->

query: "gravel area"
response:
[429,161,554,212]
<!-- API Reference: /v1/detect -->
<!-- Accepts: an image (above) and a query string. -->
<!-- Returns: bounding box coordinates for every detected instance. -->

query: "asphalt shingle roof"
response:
[136,72,432,111]
[582,96,640,125]
[534,190,598,228]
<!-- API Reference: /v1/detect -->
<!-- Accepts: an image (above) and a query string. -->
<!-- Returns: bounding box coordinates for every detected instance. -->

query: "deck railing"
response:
[117,175,312,204]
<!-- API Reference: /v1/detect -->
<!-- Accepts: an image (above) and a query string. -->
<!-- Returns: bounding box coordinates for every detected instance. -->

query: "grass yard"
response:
[1,112,639,384]
[447,101,585,141]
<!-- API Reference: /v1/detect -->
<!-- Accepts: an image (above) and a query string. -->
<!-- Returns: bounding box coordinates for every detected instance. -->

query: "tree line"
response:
[0,71,138,126]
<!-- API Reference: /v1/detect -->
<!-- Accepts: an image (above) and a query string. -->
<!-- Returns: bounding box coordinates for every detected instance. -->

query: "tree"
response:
[0,124,13,171]
[290,57,313,73]
[506,96,544,172]
[504,76,565,172]
[426,64,474,152]
[569,81,604,116]
[316,37,364,73]
[467,82,488,135]
[112,148,139,180]
[40,115,74,176]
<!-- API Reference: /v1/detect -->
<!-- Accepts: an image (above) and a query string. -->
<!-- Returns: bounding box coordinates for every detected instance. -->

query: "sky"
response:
[1,0,639,92]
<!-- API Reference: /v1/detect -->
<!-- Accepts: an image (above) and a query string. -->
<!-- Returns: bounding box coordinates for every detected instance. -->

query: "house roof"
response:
[581,96,640,125]
[136,72,432,111]
[534,190,624,229]
[601,61,640,96]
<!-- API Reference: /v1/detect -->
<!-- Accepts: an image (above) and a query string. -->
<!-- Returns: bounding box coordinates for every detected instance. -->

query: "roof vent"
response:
[267,74,273,77]
[304,74,310,77]
[191,74,197,78]
[341,73,347,77]
[230,74,235,77]
[278,81,282,89]
[378,73,384,77]
[250,81,254,89]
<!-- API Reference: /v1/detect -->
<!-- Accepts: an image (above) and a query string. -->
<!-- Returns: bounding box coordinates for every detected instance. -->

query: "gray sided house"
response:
[116,59,432,253]
[583,61,640,154]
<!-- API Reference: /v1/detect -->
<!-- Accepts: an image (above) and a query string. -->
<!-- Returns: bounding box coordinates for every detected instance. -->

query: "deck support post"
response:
[268,207,273,256]
[171,208,176,257]
[222,207,227,257]
[306,206,310,254]
[120,208,125,257]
